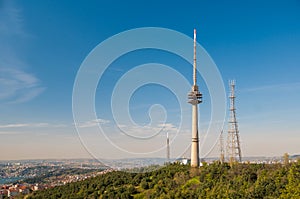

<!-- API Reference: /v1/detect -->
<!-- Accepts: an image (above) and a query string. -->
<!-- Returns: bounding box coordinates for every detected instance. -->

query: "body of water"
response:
[0,177,22,185]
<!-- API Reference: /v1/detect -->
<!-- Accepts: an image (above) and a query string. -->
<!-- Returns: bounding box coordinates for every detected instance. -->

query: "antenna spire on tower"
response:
[193,29,197,86]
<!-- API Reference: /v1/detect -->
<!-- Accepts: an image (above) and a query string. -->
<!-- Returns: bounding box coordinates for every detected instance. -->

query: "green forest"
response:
[25,161,300,199]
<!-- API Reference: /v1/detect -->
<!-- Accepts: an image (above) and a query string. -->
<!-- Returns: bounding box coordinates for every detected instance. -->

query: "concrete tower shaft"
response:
[188,29,202,167]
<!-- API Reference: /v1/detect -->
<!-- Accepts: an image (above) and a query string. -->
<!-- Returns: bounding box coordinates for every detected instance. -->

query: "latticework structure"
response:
[227,80,242,165]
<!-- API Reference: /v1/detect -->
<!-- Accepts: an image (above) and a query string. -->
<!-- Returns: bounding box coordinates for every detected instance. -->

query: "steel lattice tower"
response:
[166,133,170,162]
[219,130,225,164]
[188,29,202,167]
[227,80,242,164]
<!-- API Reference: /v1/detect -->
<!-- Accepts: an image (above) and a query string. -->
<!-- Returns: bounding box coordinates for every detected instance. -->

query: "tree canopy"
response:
[26,160,300,199]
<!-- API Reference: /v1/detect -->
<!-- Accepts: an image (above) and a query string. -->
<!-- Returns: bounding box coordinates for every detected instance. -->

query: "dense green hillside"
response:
[26,161,300,199]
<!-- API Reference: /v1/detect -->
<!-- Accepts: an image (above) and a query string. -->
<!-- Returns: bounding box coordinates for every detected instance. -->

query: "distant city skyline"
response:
[0,0,300,160]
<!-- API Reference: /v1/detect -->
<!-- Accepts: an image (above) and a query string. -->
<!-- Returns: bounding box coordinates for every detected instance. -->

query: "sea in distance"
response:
[0,177,22,185]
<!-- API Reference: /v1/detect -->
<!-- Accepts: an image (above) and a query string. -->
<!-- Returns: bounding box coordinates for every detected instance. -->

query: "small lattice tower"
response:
[166,133,170,162]
[227,80,242,164]
[219,130,225,164]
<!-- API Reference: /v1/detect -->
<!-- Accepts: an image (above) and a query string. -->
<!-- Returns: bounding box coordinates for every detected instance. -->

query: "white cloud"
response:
[116,122,179,138]
[0,123,30,128]
[158,123,178,132]
[0,122,67,129]
[76,119,110,128]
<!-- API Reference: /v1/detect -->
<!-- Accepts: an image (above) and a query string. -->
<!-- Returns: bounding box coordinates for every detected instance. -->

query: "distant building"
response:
[8,189,19,198]
[176,158,190,165]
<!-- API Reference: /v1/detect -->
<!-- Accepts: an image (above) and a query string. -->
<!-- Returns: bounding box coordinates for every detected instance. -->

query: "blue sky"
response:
[0,0,299,160]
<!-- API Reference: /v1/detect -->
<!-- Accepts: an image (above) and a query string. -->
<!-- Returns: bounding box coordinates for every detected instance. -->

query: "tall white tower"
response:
[188,29,202,167]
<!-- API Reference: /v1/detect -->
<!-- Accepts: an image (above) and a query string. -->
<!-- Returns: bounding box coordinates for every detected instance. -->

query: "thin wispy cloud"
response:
[0,123,31,128]
[76,119,110,128]
[0,1,25,36]
[0,122,67,129]
[0,1,45,104]
[240,82,300,93]
[0,68,45,103]
[158,123,179,132]
[0,131,23,135]
[116,122,179,138]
